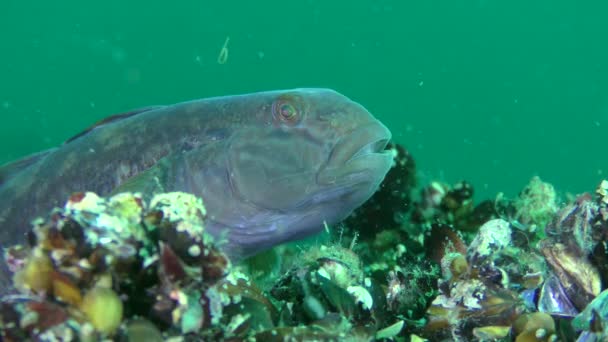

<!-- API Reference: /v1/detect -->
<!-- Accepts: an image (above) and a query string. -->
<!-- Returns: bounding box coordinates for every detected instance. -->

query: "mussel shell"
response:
[538,274,579,318]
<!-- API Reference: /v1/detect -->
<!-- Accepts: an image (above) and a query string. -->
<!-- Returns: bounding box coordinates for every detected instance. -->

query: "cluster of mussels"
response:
[0,190,415,341]
[424,179,608,341]
[0,191,238,341]
[4,143,608,342]
[327,143,608,341]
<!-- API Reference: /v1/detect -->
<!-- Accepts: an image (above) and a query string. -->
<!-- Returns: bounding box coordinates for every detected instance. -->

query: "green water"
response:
[1,1,607,200]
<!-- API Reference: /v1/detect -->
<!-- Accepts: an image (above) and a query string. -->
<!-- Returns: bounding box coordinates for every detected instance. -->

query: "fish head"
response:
[205,89,393,255]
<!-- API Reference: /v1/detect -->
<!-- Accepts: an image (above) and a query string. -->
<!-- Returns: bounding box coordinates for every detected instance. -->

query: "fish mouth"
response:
[347,137,391,162]
[318,121,393,186]
[332,121,393,165]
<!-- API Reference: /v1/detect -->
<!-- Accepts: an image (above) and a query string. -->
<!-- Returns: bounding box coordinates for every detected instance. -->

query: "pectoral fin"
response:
[110,159,170,200]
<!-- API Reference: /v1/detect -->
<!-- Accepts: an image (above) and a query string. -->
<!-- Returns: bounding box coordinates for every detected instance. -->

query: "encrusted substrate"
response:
[4,144,608,341]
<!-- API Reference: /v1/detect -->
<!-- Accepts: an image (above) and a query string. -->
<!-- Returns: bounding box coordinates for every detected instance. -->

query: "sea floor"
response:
[1,143,606,341]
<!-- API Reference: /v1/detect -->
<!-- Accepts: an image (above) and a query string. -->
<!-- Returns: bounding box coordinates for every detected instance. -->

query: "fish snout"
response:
[330,121,392,166]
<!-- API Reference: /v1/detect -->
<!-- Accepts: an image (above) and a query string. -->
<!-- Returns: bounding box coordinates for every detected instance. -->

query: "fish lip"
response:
[347,137,391,163]
[341,121,393,164]
[317,121,392,186]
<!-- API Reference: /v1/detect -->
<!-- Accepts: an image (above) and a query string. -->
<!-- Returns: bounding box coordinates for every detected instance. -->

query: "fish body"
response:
[0,88,392,269]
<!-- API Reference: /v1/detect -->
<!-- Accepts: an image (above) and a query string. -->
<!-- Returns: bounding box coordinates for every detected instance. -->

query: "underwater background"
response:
[1,0,607,200]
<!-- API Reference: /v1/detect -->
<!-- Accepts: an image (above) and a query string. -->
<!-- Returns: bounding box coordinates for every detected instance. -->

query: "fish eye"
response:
[272,98,301,124]
[279,103,296,120]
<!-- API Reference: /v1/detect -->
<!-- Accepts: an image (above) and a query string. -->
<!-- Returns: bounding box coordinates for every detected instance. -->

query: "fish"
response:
[0,88,393,287]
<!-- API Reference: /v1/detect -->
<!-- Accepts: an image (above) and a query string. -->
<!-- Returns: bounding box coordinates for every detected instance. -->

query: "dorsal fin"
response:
[64,106,165,144]
[0,148,55,187]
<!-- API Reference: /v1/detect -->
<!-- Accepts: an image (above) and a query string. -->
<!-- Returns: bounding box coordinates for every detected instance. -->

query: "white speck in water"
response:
[418,81,424,87]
